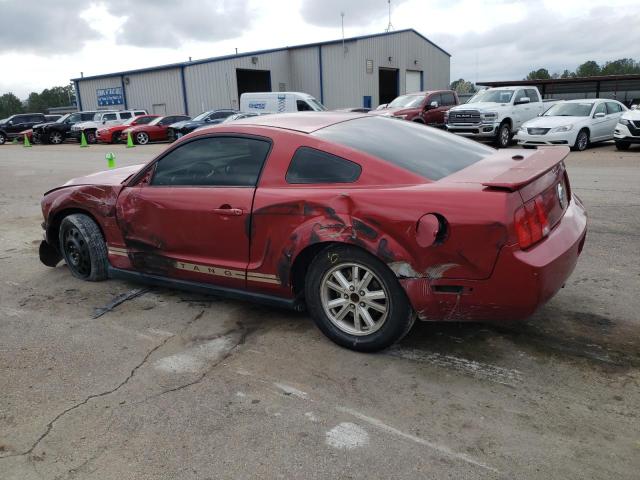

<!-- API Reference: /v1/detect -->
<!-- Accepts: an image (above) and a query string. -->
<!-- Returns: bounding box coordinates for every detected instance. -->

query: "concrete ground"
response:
[0,140,638,479]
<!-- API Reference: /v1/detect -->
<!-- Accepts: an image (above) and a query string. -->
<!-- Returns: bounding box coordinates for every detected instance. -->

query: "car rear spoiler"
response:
[482,146,570,191]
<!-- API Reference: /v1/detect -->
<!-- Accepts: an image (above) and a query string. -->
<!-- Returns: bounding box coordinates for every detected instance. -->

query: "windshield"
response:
[307,98,327,111]
[192,111,213,121]
[313,116,494,181]
[388,95,424,108]
[56,114,71,123]
[543,102,594,117]
[468,89,514,104]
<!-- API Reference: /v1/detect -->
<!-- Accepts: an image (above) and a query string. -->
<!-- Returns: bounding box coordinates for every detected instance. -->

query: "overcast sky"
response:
[1,0,638,98]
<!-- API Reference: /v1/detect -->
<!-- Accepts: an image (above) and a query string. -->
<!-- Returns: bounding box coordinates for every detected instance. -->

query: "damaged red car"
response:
[39,113,587,352]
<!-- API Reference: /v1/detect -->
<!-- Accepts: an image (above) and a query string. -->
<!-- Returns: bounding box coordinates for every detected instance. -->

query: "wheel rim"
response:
[51,132,62,144]
[578,132,588,150]
[63,226,91,277]
[320,262,389,336]
[0,135,5,144]
[500,126,510,146]
[137,133,148,144]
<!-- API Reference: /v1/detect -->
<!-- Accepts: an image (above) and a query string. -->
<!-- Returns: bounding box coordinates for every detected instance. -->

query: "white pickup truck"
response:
[445,86,556,148]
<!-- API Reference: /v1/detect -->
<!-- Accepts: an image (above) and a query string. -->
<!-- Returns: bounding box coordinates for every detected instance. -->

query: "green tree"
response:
[600,58,640,75]
[26,85,74,113]
[526,68,551,80]
[560,69,574,79]
[575,60,601,77]
[449,78,476,94]
[0,92,23,119]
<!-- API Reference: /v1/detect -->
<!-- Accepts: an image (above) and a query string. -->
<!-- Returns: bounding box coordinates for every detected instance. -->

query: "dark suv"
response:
[32,111,98,144]
[168,109,237,141]
[0,113,47,144]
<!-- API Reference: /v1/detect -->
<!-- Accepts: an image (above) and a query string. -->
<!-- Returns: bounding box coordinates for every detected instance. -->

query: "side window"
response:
[81,113,95,120]
[67,114,81,123]
[134,111,146,116]
[286,147,362,184]
[103,113,117,121]
[210,111,229,119]
[296,100,313,111]
[151,136,271,187]
[159,117,175,125]
[594,103,606,116]
[606,102,621,114]
[429,93,442,107]
[120,112,132,119]
[514,90,527,103]
[136,116,154,125]
[441,92,455,106]
[525,89,540,102]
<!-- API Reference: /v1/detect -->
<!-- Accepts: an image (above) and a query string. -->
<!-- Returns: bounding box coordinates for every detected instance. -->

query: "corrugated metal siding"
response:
[290,47,321,100]
[183,50,291,115]
[77,76,122,111]
[74,30,450,113]
[124,68,184,114]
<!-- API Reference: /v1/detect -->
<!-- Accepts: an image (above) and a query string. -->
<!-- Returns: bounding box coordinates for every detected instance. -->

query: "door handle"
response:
[213,207,243,216]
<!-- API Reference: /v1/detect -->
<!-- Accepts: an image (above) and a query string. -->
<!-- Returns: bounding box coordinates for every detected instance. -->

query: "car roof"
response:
[229,112,367,133]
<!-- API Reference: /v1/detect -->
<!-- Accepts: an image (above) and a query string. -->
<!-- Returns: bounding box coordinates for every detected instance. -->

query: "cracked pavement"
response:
[1,143,639,479]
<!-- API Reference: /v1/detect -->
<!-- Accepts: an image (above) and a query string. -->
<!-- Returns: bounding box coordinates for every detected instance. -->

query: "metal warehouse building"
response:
[72,29,450,115]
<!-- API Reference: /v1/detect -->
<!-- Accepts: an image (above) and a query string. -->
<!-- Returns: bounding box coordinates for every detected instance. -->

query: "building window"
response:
[366,60,374,74]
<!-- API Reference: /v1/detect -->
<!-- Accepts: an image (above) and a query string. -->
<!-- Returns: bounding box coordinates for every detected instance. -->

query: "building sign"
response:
[97,87,124,106]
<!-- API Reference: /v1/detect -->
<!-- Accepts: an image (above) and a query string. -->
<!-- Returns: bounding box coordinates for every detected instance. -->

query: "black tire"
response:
[0,132,6,145]
[305,245,415,352]
[85,130,97,144]
[112,131,121,144]
[49,131,64,145]
[572,129,589,151]
[495,122,511,148]
[58,214,108,281]
[615,140,630,151]
[135,132,149,145]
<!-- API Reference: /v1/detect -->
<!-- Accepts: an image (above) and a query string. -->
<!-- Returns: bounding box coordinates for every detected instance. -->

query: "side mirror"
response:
[428,101,439,109]
[631,105,638,110]
[516,97,530,105]
[7,120,13,125]
[594,112,606,118]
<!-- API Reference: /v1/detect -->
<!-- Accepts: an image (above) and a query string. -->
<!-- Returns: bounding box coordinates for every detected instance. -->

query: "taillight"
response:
[514,195,550,249]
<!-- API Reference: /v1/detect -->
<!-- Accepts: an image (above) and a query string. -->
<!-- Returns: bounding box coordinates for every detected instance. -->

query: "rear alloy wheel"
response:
[58,214,108,281]
[573,129,589,151]
[615,141,630,151]
[495,122,511,148]
[49,131,64,144]
[85,130,97,144]
[112,132,121,144]
[0,133,6,145]
[135,132,150,145]
[305,245,415,352]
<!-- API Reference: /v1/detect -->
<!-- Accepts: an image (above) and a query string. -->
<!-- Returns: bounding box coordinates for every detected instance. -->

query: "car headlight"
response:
[394,114,408,119]
[481,112,497,119]
[618,118,630,126]
[551,124,573,133]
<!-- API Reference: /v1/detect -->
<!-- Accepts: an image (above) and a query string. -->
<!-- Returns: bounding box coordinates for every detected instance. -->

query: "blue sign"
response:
[248,102,266,110]
[97,87,124,106]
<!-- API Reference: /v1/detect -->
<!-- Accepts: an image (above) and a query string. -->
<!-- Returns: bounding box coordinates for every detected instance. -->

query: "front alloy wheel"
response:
[49,131,64,144]
[136,132,149,145]
[496,123,511,148]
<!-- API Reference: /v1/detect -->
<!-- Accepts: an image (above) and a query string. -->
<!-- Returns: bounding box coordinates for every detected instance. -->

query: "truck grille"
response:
[527,128,550,135]
[632,120,640,129]
[449,110,480,124]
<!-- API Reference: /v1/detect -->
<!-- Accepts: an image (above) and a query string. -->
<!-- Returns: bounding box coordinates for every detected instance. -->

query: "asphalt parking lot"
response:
[1,141,639,479]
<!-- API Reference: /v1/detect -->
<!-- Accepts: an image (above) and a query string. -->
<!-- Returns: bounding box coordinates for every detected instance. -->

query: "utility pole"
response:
[341,12,346,54]
[385,0,394,32]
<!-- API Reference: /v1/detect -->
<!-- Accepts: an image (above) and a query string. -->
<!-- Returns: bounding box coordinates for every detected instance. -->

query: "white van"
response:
[240,92,327,114]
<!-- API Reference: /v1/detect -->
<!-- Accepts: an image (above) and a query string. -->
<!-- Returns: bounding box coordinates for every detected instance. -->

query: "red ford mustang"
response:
[96,115,160,144]
[121,115,190,145]
[38,113,587,351]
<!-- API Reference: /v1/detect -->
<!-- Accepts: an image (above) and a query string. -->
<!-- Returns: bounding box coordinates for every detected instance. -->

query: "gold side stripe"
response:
[107,247,280,285]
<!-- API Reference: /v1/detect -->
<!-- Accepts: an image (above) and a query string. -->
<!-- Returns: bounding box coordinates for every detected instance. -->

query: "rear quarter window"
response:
[286,147,361,184]
[312,116,494,181]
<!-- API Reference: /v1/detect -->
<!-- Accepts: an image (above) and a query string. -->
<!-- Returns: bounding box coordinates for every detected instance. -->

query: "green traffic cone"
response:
[126,131,135,148]
[23,133,32,148]
[80,131,89,148]
[12,137,18,144]
[106,152,116,169]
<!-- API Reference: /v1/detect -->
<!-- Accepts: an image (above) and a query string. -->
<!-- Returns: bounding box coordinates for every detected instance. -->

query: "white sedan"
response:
[515,99,627,151]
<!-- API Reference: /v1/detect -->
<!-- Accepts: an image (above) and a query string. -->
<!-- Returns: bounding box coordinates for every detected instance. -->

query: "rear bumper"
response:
[403,196,587,322]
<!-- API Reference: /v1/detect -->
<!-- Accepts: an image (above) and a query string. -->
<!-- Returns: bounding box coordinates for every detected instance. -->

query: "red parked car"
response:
[38,113,587,352]
[372,90,459,128]
[96,115,160,144]
[121,115,190,145]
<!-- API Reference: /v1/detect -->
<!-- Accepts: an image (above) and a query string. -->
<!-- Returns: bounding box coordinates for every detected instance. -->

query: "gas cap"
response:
[416,213,445,247]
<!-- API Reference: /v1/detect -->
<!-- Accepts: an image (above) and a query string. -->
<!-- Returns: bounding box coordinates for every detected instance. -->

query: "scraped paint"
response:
[325,422,369,450]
